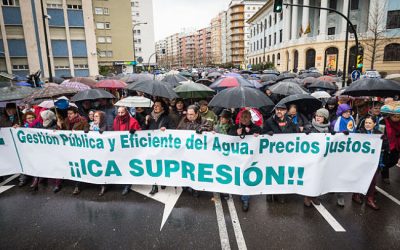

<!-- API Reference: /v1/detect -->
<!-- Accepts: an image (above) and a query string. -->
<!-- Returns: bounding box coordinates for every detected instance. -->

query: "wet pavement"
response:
[1,168,400,250]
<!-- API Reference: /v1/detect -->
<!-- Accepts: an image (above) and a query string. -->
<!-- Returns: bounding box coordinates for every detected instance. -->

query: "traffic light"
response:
[273,0,283,13]
[356,46,364,69]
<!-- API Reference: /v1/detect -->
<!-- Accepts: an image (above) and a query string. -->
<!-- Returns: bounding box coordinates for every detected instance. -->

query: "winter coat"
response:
[200,109,218,126]
[65,115,89,131]
[304,119,331,134]
[177,115,211,132]
[0,112,23,127]
[145,112,172,130]
[263,115,298,134]
[228,122,261,136]
[113,115,141,131]
[169,109,186,129]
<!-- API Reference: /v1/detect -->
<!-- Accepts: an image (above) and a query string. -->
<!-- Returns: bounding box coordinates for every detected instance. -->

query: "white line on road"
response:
[0,185,15,194]
[226,195,247,250]
[213,193,231,250]
[376,186,400,206]
[0,174,20,187]
[313,203,346,232]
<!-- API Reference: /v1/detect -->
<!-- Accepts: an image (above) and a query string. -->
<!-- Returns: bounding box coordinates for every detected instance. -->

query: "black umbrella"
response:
[52,77,65,84]
[342,78,400,97]
[196,78,213,85]
[260,74,278,82]
[71,89,115,102]
[269,81,308,96]
[0,86,36,102]
[126,80,178,99]
[299,72,322,79]
[263,69,280,75]
[209,86,274,108]
[308,80,337,91]
[207,72,222,78]
[162,74,187,87]
[276,94,322,115]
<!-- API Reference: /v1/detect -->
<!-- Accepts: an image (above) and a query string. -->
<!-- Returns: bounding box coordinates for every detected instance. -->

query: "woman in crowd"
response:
[65,107,89,195]
[170,98,186,128]
[380,112,400,184]
[144,99,171,195]
[0,103,23,128]
[113,106,142,196]
[303,108,331,207]
[325,97,338,123]
[353,115,384,210]
[177,105,212,197]
[88,109,95,124]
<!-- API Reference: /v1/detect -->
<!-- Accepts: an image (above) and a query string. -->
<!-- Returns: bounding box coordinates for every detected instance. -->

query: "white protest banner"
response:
[0,128,382,196]
[0,128,21,176]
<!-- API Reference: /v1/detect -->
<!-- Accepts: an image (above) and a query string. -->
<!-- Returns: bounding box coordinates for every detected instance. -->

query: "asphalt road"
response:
[1,168,400,250]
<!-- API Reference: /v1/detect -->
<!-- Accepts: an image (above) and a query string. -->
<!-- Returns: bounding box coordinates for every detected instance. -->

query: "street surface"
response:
[1,168,400,250]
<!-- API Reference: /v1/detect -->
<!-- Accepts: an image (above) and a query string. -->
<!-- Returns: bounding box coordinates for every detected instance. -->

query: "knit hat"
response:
[40,110,56,127]
[316,108,329,120]
[336,103,352,116]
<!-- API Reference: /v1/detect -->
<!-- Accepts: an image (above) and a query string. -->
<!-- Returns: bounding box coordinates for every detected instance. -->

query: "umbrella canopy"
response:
[52,76,65,84]
[342,78,400,97]
[276,94,322,114]
[38,96,77,109]
[71,89,115,102]
[95,79,127,89]
[26,85,78,100]
[60,80,91,91]
[16,81,31,87]
[268,81,308,96]
[308,80,337,91]
[381,101,400,115]
[126,80,178,99]
[209,77,254,89]
[174,82,215,99]
[299,72,322,78]
[209,86,274,108]
[0,86,36,102]
[311,91,331,99]
[70,77,97,88]
[179,71,192,78]
[162,74,187,87]
[262,69,280,75]
[280,72,297,78]
[318,75,336,83]
[302,77,318,86]
[207,72,222,78]
[114,96,154,108]
[260,74,278,82]
[248,80,263,89]
[195,78,213,85]
[223,72,242,78]
[123,73,154,83]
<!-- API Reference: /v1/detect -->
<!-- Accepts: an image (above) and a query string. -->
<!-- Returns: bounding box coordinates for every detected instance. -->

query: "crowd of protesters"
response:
[1,79,399,213]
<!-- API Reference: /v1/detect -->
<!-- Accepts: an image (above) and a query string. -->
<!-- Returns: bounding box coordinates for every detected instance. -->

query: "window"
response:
[55,65,69,69]
[384,43,400,61]
[99,51,106,57]
[264,37,266,47]
[350,0,359,10]
[269,35,271,46]
[280,12,283,21]
[96,22,104,29]
[97,36,112,43]
[74,64,88,69]
[328,27,336,35]
[106,36,112,43]
[387,10,400,29]
[329,0,337,13]
[103,8,109,15]
[274,13,277,24]
[12,64,28,70]
[264,19,267,30]
[256,41,259,50]
[277,53,281,65]
[67,4,82,10]
[95,8,103,15]
[47,3,62,8]
[269,16,272,27]
[274,32,276,45]
[2,0,19,6]
[107,51,113,57]
[279,29,283,43]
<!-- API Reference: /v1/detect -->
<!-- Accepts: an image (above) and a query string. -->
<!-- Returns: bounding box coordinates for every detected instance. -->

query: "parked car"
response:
[362,70,381,79]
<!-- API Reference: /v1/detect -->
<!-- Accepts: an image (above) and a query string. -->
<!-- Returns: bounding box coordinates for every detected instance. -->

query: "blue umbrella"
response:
[16,81,31,87]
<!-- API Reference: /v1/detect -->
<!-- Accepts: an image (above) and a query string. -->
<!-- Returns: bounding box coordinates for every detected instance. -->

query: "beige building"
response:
[92,0,134,72]
[211,14,223,65]
[0,0,98,78]
[248,0,400,74]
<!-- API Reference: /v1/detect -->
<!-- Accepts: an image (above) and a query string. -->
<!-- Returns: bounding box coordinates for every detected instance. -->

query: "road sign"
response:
[351,70,361,82]
[137,57,144,63]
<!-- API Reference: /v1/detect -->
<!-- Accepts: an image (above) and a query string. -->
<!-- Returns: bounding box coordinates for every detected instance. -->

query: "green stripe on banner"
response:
[9,128,24,172]
[0,138,4,145]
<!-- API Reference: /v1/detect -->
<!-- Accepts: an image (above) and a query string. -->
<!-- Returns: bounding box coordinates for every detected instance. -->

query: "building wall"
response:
[0,0,98,78]
[93,0,134,66]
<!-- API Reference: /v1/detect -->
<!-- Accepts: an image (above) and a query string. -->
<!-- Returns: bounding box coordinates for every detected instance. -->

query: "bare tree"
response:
[358,0,396,69]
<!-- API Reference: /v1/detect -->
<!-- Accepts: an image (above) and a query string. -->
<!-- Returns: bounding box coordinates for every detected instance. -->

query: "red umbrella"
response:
[209,77,254,89]
[318,76,335,83]
[95,79,127,89]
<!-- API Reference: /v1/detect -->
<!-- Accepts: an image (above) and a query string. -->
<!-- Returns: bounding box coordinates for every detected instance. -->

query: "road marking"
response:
[376,186,400,206]
[0,174,20,187]
[213,193,231,250]
[0,185,15,194]
[226,195,247,250]
[313,203,346,232]
[131,185,182,231]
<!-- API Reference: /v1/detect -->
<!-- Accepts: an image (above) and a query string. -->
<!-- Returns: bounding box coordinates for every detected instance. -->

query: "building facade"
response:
[130,0,156,66]
[211,13,223,65]
[0,0,98,78]
[248,0,400,74]
[93,0,134,72]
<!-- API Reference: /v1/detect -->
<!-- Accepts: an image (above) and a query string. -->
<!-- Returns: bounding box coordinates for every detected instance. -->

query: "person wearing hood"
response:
[332,104,356,133]
[325,97,338,123]
[303,108,331,207]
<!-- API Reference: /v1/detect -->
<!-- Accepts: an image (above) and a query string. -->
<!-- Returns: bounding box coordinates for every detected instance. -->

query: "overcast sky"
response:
[153,0,232,41]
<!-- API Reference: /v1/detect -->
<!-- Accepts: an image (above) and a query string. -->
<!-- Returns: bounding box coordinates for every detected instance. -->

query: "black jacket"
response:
[146,112,171,130]
[263,115,298,134]
[228,122,262,136]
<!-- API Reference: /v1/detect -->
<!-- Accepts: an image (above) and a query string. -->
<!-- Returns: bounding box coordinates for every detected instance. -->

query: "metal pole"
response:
[342,0,351,87]
[40,0,53,82]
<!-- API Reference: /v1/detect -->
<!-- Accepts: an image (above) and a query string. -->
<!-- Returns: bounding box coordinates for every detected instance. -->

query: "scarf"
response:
[215,123,231,135]
[334,116,355,132]
[114,113,130,131]
[24,119,41,128]
[90,122,100,131]
[151,111,164,122]
[385,118,400,151]
[291,115,298,125]
[312,119,330,133]
[67,115,85,130]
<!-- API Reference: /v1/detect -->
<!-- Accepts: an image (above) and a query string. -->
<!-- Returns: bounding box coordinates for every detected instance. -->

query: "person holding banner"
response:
[65,107,89,195]
[177,104,212,197]
[263,103,298,204]
[145,99,172,195]
[0,103,23,128]
[229,109,261,212]
[303,108,331,207]
[113,106,142,196]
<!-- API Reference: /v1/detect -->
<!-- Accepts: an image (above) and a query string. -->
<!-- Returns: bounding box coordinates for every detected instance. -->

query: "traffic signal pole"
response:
[278,1,360,86]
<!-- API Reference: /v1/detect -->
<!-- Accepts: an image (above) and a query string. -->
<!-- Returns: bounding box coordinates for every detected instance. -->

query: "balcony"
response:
[230,6,244,15]
[231,14,244,21]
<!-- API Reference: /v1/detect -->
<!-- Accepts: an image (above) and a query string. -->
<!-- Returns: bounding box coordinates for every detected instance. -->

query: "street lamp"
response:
[132,22,147,61]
